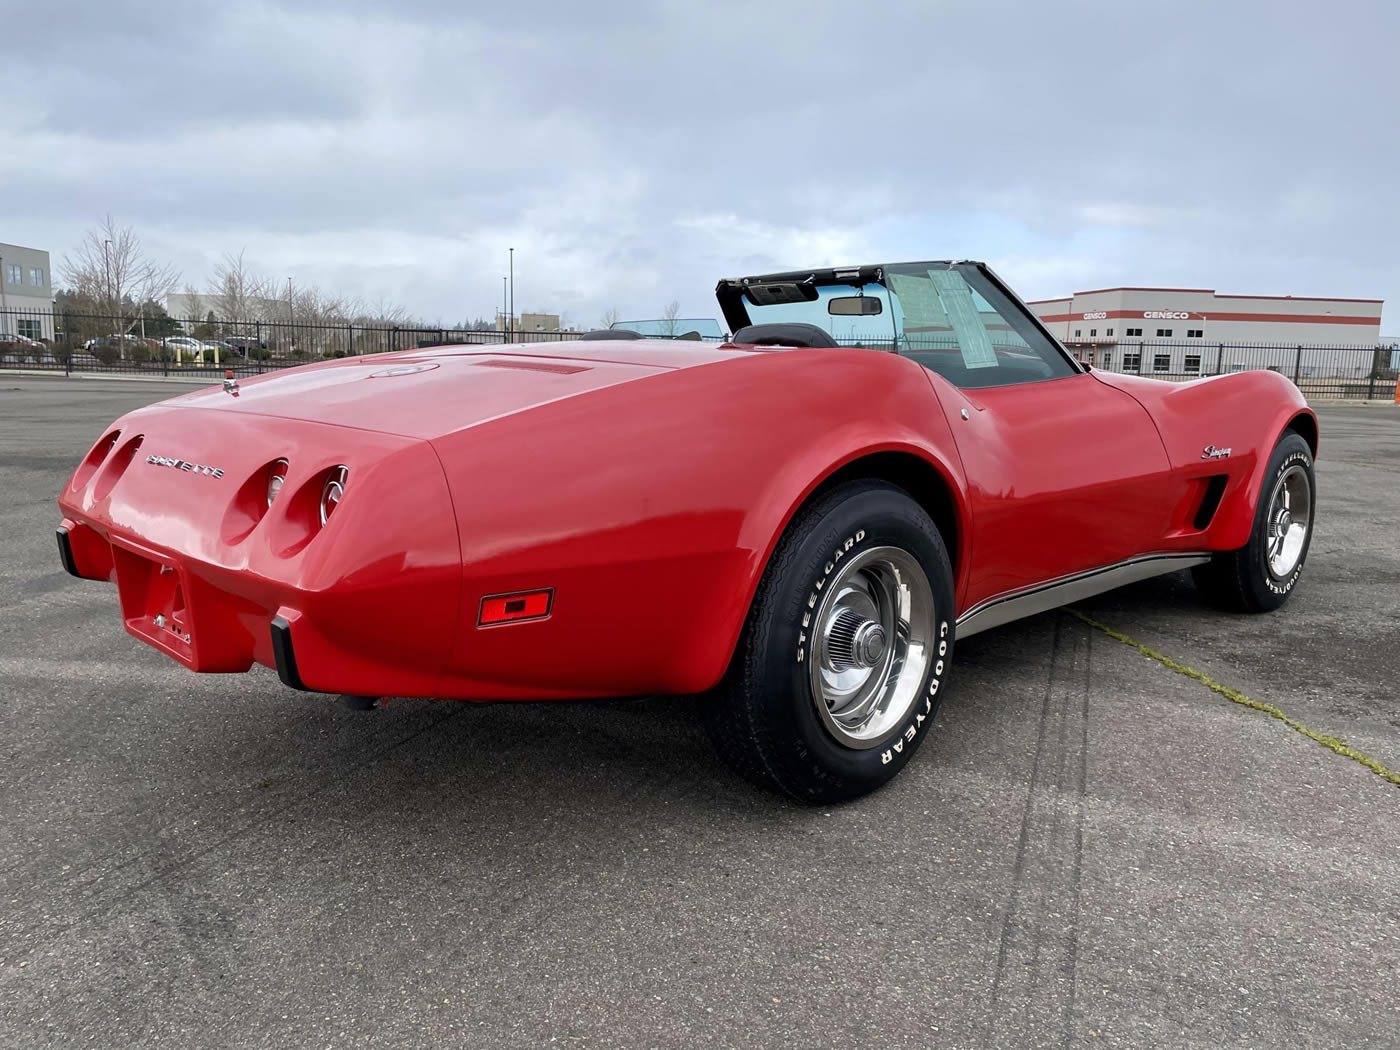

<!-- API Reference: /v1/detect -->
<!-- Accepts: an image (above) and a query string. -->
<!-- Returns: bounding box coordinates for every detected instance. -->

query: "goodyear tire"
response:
[703,480,955,803]
[1192,431,1315,613]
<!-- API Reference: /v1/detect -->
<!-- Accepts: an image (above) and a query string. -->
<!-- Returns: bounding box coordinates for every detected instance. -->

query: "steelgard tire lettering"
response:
[796,529,865,663]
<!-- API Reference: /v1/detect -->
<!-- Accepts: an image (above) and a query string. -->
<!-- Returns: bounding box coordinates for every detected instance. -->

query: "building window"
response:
[1123,353,1141,370]
[5,264,19,285]
[1125,327,1142,337]
[1184,355,1201,373]
[1089,328,1097,337]
[1106,328,1114,337]
[1156,328,1173,338]
[29,268,43,288]
[17,319,42,339]
[1153,354,1171,372]
[1074,329,1082,337]
[1100,352,1112,369]
[1186,328,1203,338]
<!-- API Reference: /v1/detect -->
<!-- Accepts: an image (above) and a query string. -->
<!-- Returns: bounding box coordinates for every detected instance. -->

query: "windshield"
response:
[730,261,1076,388]
[611,318,725,341]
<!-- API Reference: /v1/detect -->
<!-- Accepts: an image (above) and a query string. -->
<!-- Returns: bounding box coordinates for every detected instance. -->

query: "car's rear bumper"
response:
[56,407,464,697]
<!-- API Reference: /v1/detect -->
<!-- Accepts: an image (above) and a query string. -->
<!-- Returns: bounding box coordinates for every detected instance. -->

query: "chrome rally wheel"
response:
[808,547,935,748]
[702,479,955,803]
[1264,463,1311,581]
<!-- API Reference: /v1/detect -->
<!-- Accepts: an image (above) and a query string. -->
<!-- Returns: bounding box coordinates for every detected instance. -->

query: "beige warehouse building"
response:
[1028,285,1382,348]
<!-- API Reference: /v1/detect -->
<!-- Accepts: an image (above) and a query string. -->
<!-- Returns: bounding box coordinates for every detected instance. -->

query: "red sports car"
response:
[56,261,1318,801]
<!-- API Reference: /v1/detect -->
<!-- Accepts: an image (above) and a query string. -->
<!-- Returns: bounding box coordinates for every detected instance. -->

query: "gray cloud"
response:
[2,0,1395,328]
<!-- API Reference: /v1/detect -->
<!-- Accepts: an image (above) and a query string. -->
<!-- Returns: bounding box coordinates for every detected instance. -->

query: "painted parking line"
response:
[1069,609,1400,789]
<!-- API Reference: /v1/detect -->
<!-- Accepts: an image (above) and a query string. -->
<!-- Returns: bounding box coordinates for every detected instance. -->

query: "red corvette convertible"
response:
[56,261,1317,801]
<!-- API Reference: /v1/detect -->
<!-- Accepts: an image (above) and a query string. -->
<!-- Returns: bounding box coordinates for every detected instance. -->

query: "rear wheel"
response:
[703,480,955,803]
[1192,431,1315,612]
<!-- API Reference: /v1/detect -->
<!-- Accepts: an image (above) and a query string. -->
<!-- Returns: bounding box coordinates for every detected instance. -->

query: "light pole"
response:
[502,276,507,339]
[286,277,295,354]
[103,239,112,314]
[508,247,514,345]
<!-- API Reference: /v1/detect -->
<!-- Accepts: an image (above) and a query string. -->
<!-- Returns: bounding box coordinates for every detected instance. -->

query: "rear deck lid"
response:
[168,350,677,439]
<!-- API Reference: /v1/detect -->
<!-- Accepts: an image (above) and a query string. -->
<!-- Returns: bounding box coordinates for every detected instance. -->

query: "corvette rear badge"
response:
[1201,445,1232,460]
[145,454,224,479]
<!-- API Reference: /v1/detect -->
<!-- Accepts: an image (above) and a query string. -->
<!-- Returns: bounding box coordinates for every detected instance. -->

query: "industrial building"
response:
[0,241,54,339]
[1028,286,1383,348]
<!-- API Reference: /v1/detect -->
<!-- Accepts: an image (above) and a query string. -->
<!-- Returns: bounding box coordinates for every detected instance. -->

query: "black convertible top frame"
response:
[714,260,1083,374]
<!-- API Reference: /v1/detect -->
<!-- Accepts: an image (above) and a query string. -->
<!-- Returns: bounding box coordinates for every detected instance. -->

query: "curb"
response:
[2,369,222,385]
[1305,398,1399,407]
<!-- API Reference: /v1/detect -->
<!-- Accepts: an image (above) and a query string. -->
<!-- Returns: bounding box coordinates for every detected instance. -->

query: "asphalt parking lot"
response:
[1,376,1397,1050]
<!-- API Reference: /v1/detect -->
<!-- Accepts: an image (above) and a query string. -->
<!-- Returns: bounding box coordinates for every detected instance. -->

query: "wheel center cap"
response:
[1276,510,1291,534]
[853,622,888,666]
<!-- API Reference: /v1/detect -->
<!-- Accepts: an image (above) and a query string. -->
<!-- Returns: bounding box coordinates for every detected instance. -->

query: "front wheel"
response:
[1193,430,1315,612]
[702,480,955,803]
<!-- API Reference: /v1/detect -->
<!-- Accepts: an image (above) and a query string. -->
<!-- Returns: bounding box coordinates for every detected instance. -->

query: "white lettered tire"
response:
[703,480,955,802]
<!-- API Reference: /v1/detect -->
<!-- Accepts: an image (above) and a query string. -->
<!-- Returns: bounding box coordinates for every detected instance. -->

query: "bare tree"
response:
[61,216,180,327]
[179,284,205,328]
[599,307,621,330]
[209,249,273,323]
[661,300,681,337]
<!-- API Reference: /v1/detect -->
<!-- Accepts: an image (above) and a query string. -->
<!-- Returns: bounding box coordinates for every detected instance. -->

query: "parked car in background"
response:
[0,333,44,348]
[223,333,269,352]
[83,333,143,351]
[163,337,206,356]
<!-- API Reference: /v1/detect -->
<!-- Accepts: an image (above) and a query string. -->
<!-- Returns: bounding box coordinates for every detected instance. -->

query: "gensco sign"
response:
[1081,311,1107,320]
[1143,310,1190,320]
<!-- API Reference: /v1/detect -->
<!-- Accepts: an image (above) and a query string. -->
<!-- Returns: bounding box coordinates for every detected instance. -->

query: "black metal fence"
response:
[1068,340,1397,400]
[1,306,1394,400]
[0,307,587,378]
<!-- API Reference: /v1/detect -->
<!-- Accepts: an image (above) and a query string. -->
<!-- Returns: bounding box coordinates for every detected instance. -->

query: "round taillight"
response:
[267,459,289,507]
[319,466,348,525]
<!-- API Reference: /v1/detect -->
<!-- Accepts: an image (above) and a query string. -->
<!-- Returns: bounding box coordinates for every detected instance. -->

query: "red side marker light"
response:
[478,589,553,626]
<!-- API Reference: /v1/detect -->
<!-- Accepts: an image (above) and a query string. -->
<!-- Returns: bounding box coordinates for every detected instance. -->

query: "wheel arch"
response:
[800,450,964,582]
[708,444,969,692]
[1284,409,1318,457]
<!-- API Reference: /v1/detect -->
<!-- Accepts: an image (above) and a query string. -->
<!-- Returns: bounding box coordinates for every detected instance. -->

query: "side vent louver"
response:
[1194,475,1229,530]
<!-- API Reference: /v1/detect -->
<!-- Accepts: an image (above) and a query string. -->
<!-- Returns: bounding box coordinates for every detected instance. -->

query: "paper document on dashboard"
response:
[927,269,998,368]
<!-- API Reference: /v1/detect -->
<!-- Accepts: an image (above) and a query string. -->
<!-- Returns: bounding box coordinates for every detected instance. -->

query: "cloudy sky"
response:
[2,0,1396,329]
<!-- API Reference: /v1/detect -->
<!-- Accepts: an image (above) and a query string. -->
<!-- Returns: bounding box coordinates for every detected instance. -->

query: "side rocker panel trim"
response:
[956,553,1211,638]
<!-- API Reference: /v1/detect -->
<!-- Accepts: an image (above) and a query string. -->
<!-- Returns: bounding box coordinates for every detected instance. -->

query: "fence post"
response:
[1136,342,1146,376]
[348,324,354,356]
[1368,347,1378,400]
[1215,343,1225,376]
[1292,345,1303,386]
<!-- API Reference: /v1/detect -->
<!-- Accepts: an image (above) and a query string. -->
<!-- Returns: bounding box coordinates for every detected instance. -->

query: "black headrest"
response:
[731,322,839,348]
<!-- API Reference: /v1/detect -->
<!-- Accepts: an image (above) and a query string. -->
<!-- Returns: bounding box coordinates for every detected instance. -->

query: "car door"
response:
[884,263,1175,613]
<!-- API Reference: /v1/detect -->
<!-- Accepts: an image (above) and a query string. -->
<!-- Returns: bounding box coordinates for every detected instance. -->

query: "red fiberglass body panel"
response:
[55,337,1312,702]
[1093,369,1315,550]
[56,342,969,700]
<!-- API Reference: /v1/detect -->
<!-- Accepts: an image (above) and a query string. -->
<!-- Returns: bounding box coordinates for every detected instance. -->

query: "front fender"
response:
[1096,370,1315,550]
